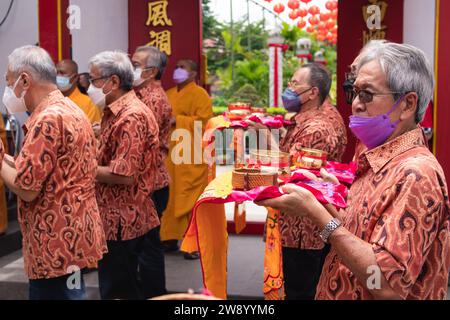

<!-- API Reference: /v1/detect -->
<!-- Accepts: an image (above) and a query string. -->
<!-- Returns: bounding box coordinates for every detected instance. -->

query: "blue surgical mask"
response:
[282,87,312,113]
[56,75,72,92]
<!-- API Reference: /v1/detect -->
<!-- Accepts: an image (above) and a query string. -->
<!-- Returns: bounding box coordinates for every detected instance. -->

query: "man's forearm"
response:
[328,227,401,300]
[1,161,39,202]
[96,166,134,185]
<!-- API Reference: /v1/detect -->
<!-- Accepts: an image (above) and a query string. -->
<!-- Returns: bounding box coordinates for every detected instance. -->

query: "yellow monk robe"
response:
[0,115,8,234]
[161,82,213,241]
[68,87,101,124]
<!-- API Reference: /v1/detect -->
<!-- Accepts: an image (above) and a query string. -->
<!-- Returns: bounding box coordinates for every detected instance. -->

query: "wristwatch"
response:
[319,218,342,243]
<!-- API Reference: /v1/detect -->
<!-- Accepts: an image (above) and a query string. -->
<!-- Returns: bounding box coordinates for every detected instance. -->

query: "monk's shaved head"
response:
[57,59,79,75]
[179,59,198,72]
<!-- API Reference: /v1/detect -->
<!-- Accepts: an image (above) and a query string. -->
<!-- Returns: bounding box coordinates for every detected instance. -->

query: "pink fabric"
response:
[295,161,357,185]
[248,115,293,129]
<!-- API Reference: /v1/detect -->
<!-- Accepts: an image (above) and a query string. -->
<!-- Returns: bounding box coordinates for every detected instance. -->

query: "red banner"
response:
[336,0,404,162]
[128,0,203,90]
[435,0,450,181]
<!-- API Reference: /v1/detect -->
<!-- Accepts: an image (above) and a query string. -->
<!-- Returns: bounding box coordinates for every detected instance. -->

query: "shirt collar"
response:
[358,127,427,175]
[23,90,64,133]
[107,90,137,116]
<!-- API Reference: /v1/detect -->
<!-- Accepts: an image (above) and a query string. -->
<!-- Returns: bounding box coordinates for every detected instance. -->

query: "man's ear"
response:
[400,92,418,121]
[110,75,121,90]
[309,87,319,101]
[21,72,32,90]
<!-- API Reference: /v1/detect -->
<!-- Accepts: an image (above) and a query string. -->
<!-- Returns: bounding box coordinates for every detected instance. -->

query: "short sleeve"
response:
[369,167,446,299]
[15,116,59,192]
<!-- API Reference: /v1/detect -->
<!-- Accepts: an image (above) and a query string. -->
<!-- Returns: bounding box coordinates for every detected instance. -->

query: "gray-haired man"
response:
[89,51,166,299]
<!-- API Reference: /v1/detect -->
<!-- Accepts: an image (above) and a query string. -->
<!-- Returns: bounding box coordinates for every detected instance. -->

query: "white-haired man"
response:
[1,45,107,300]
[88,51,166,300]
[258,41,450,300]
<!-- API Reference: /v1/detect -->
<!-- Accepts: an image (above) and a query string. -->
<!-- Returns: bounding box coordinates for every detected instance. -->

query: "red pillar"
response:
[434,0,450,181]
[38,0,71,62]
[336,0,404,162]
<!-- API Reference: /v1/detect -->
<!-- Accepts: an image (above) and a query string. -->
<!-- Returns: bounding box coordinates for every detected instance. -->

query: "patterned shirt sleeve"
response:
[15,115,59,192]
[369,163,448,299]
[109,113,154,178]
[289,121,329,155]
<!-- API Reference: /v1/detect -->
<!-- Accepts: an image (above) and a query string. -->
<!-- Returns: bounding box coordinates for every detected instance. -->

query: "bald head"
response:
[57,59,79,75]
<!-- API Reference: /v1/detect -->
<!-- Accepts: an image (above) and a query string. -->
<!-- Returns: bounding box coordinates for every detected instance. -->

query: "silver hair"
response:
[356,41,434,123]
[89,51,134,91]
[136,46,167,80]
[8,45,57,83]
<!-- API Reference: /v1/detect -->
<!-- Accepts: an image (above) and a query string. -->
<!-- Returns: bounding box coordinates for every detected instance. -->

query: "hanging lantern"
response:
[331,1,338,10]
[308,5,320,16]
[325,0,334,11]
[308,15,319,25]
[306,25,315,33]
[297,8,308,18]
[329,10,338,20]
[320,13,330,22]
[318,22,327,31]
[326,20,335,30]
[326,33,334,42]
[331,26,338,34]
[300,0,312,4]
[317,34,326,42]
[273,3,285,14]
[331,37,337,45]
[287,0,300,10]
[297,19,306,29]
[289,10,298,20]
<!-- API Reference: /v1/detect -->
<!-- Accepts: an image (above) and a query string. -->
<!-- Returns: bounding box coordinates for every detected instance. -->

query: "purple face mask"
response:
[349,95,405,150]
[173,68,190,84]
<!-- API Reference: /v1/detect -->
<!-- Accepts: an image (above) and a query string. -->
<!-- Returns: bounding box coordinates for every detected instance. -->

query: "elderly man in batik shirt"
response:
[259,41,450,300]
[1,46,107,300]
[89,51,166,300]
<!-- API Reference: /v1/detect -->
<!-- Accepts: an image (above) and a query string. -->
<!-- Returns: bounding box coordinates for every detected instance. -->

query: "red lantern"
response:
[331,37,337,45]
[306,25,315,33]
[300,0,312,4]
[289,10,298,20]
[273,3,285,14]
[331,26,338,34]
[331,1,338,10]
[308,16,319,25]
[326,33,334,42]
[308,5,320,16]
[325,0,334,11]
[326,20,335,29]
[297,8,308,18]
[329,10,338,20]
[297,19,306,29]
[318,22,327,31]
[320,13,330,22]
[317,34,326,42]
[287,0,300,10]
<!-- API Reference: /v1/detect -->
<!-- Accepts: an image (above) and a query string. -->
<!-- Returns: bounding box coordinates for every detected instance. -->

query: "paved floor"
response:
[0,234,265,300]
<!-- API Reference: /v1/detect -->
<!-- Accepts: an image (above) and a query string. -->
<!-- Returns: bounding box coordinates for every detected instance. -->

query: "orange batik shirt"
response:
[279,102,347,249]
[135,81,172,191]
[96,91,160,241]
[316,128,450,300]
[15,91,107,280]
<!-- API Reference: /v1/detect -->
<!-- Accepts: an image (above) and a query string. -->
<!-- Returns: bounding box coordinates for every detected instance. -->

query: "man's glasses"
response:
[350,86,404,104]
[88,76,109,85]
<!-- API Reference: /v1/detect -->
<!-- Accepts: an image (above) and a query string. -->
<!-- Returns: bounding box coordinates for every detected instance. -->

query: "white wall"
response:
[404,0,436,68]
[70,0,129,73]
[0,0,39,114]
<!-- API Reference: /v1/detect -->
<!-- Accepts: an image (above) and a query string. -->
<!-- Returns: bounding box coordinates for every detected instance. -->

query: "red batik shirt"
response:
[316,128,450,300]
[279,102,348,249]
[96,90,160,241]
[15,90,107,280]
[135,81,172,191]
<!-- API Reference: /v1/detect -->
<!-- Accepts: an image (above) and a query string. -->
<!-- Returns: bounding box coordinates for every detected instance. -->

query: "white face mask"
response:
[133,68,146,87]
[87,79,111,109]
[56,75,72,92]
[2,76,28,114]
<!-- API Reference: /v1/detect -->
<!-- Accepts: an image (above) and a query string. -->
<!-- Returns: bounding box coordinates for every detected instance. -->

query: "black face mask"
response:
[343,77,356,105]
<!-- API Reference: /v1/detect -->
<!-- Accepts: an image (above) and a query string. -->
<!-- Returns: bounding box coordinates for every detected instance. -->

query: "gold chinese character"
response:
[147,30,172,55]
[146,0,172,27]
[363,29,386,45]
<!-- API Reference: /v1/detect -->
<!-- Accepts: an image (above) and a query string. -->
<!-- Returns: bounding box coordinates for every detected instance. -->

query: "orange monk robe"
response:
[68,87,102,124]
[0,115,8,234]
[161,82,213,241]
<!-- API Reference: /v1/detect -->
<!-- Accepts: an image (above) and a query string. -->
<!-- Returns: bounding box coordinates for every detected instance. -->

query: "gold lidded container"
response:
[231,168,278,191]
[249,150,291,180]
[294,148,328,170]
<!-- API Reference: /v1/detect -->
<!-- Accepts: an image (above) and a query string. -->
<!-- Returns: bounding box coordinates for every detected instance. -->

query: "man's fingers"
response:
[320,168,339,184]
[296,169,319,181]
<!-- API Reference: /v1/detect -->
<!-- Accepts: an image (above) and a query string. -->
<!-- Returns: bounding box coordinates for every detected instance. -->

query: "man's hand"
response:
[3,154,15,168]
[256,183,321,217]
[92,123,101,138]
[246,120,268,131]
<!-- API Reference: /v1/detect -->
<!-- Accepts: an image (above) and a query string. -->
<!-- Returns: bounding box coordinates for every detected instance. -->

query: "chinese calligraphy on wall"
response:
[146,0,172,55]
